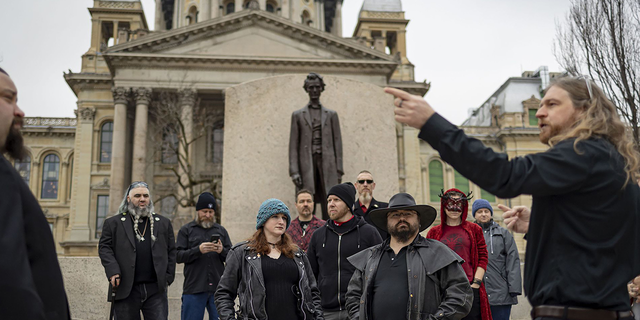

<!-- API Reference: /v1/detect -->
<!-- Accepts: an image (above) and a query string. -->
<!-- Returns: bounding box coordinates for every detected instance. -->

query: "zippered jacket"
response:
[214,242,324,320]
[306,215,383,311]
[478,220,521,306]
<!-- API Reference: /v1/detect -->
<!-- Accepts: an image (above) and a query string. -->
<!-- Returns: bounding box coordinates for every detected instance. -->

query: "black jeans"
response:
[462,288,481,320]
[114,283,168,320]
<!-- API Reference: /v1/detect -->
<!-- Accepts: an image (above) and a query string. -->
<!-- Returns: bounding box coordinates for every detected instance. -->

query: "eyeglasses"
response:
[576,75,593,100]
[357,179,374,184]
[388,211,417,219]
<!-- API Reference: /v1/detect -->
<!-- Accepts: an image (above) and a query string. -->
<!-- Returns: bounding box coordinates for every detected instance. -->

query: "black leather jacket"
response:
[214,242,324,320]
[346,235,472,320]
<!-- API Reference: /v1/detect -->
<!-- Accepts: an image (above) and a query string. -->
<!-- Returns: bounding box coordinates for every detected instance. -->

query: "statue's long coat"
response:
[289,103,343,195]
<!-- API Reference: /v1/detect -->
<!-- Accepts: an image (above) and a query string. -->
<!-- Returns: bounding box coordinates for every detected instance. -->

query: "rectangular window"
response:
[96,195,109,238]
[454,171,470,195]
[529,109,538,126]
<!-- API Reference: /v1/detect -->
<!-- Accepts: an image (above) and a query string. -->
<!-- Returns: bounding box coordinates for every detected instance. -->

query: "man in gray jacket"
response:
[346,193,472,320]
[473,199,521,320]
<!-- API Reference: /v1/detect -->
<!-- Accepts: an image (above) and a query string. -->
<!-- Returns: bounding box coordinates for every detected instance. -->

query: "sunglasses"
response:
[357,179,374,184]
[576,75,593,100]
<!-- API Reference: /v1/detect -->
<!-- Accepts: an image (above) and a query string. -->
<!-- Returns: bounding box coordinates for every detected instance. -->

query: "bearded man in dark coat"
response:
[289,73,343,220]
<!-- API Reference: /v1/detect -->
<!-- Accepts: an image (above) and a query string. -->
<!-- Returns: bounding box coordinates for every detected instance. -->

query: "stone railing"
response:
[24,117,77,127]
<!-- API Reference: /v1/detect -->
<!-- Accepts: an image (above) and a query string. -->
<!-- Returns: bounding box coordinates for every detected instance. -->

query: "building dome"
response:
[361,0,403,12]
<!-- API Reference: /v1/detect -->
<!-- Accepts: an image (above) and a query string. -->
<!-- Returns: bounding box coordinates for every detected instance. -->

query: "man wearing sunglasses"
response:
[353,170,388,239]
[99,181,177,319]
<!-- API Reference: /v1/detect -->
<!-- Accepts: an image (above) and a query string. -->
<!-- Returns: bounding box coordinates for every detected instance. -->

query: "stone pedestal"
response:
[221,75,399,243]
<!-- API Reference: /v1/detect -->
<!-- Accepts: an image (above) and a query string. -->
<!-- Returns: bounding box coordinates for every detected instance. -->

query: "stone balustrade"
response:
[24,117,77,127]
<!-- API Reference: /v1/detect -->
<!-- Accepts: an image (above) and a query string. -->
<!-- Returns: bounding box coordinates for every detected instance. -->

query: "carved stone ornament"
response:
[75,107,96,121]
[248,0,260,10]
[178,89,197,106]
[133,87,153,105]
[112,87,130,105]
[91,177,110,190]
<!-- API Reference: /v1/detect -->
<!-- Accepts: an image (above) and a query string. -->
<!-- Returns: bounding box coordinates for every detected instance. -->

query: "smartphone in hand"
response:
[210,234,221,243]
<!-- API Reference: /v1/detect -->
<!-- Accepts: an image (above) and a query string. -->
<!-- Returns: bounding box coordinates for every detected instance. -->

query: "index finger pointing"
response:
[496,204,511,212]
[384,87,413,101]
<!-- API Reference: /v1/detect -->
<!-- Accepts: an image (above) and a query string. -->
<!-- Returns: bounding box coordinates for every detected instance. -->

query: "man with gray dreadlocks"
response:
[99,181,177,319]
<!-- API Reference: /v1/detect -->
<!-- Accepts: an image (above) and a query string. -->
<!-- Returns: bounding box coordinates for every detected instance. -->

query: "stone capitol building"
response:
[16,0,556,260]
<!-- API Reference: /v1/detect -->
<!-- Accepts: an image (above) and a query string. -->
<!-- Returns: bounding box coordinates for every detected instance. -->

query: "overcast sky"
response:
[0,0,571,124]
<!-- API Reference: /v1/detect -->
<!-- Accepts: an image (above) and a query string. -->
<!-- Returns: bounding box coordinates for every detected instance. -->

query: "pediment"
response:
[106,9,394,62]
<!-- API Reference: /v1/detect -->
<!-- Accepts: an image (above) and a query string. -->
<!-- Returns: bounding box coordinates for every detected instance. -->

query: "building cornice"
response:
[106,10,394,62]
[64,73,113,97]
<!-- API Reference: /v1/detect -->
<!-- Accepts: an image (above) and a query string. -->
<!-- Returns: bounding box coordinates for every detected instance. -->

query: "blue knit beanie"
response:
[472,199,493,217]
[256,198,291,230]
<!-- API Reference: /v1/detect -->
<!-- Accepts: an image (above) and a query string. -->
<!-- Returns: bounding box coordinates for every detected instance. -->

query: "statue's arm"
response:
[289,112,300,177]
[332,112,344,176]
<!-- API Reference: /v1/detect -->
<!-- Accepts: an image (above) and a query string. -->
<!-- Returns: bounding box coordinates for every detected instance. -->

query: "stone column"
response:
[235,0,243,12]
[258,0,266,10]
[201,0,211,21]
[59,160,69,204]
[333,0,342,36]
[175,89,197,226]
[109,87,130,214]
[67,107,96,241]
[155,0,166,30]
[132,88,152,182]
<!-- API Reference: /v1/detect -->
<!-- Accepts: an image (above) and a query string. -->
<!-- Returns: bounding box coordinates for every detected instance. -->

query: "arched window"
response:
[212,125,224,163]
[100,121,113,163]
[428,160,443,202]
[14,156,31,185]
[41,154,60,199]
[225,2,235,14]
[162,125,179,164]
[187,6,198,25]
[454,170,470,195]
[266,3,275,13]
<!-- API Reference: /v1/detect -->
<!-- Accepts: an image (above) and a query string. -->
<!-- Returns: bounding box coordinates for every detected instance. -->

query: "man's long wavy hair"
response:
[546,77,640,185]
[247,228,298,259]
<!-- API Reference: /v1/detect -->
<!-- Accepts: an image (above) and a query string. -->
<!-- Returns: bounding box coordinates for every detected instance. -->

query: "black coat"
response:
[306,215,383,311]
[176,221,232,294]
[0,155,70,320]
[98,212,177,300]
[420,113,640,310]
[346,236,473,320]
[289,103,344,195]
[353,198,388,239]
[214,242,324,320]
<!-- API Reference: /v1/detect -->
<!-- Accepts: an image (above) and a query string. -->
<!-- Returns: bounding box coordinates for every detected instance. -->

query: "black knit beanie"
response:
[196,192,217,211]
[327,182,356,213]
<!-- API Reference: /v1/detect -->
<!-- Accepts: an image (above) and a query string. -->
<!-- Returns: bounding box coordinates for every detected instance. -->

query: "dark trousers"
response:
[312,153,328,220]
[181,292,218,320]
[114,283,168,320]
[490,305,512,320]
[462,288,481,320]
[534,318,633,320]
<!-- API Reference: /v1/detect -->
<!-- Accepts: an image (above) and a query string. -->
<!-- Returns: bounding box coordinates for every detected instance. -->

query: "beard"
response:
[4,121,26,160]
[358,191,372,204]
[128,200,154,219]
[196,215,214,229]
[388,220,419,243]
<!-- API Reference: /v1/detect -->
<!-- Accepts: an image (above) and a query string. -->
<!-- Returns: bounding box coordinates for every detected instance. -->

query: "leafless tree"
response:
[150,88,223,221]
[555,0,640,144]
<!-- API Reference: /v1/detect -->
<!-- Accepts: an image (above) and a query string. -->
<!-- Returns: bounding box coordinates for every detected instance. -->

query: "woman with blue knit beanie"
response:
[215,198,324,320]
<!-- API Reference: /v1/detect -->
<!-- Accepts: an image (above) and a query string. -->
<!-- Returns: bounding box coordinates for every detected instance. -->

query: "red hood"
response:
[440,188,469,224]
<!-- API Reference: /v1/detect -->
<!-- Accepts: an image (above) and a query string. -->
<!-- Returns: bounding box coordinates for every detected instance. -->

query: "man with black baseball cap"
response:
[176,192,232,320]
[307,183,382,320]
[346,193,472,320]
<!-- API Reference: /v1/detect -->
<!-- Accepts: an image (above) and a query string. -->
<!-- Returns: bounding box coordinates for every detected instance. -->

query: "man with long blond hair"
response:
[386,76,640,320]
